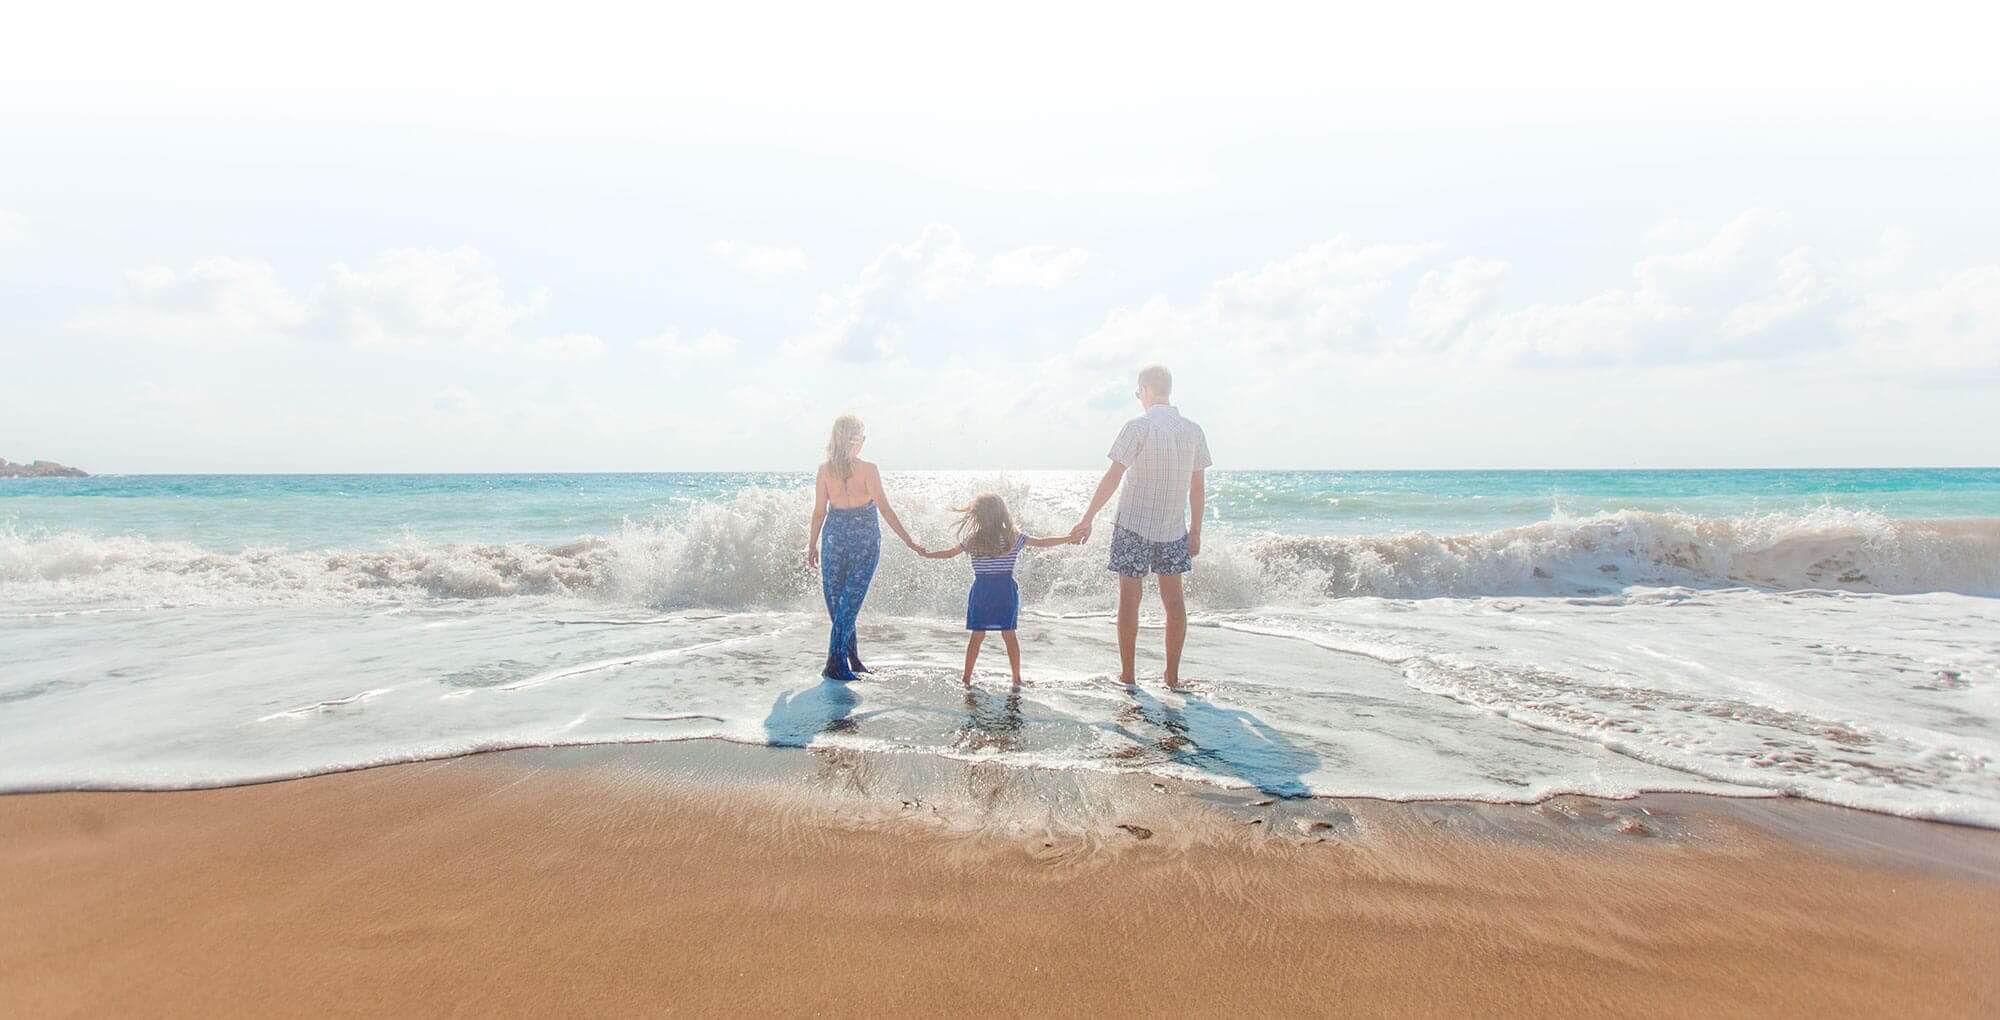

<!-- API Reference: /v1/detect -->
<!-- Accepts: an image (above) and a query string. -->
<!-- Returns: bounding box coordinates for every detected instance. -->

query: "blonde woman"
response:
[806,415,922,682]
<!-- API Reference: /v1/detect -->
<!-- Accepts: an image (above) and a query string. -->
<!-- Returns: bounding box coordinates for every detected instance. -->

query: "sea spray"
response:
[5,503,1996,610]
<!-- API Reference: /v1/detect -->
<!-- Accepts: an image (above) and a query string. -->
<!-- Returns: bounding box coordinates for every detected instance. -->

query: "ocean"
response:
[4,469,1997,825]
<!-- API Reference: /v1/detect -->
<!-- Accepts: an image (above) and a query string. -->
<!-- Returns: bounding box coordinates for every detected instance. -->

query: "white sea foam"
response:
[4,503,1996,610]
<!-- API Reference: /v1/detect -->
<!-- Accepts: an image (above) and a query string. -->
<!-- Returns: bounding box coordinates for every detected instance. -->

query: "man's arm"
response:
[1069,461,1127,543]
[1188,469,1205,557]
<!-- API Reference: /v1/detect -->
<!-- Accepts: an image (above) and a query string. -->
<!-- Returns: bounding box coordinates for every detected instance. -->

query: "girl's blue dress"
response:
[966,533,1027,631]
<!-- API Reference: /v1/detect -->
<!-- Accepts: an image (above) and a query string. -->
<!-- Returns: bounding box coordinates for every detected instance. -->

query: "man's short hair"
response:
[1137,364,1173,398]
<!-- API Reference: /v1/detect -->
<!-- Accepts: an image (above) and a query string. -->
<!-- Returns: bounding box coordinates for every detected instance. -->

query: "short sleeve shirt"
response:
[1107,405,1212,542]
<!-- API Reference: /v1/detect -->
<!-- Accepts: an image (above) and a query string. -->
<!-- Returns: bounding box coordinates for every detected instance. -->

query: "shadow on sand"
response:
[762,678,865,748]
[1116,687,1319,799]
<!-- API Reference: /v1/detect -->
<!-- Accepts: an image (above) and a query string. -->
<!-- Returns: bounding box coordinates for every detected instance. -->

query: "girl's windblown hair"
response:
[954,492,1019,558]
[823,415,864,481]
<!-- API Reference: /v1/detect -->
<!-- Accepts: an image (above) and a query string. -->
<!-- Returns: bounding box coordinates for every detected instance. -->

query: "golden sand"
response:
[3,746,1996,1017]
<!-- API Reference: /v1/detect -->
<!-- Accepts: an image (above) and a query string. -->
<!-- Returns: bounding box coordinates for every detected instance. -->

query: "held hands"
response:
[1067,519,1093,544]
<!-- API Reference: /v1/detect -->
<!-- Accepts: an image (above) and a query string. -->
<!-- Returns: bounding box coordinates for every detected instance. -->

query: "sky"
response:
[4,1,1999,472]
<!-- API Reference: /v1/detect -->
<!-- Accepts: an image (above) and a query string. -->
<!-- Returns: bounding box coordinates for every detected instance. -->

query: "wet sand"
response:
[3,742,1997,1017]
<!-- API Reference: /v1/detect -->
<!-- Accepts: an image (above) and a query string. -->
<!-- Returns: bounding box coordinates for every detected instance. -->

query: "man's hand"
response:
[1187,530,1201,558]
[1068,519,1092,544]
[805,545,819,569]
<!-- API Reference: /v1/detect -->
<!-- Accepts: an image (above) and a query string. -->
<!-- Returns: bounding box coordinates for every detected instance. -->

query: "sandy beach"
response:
[4,742,1996,1017]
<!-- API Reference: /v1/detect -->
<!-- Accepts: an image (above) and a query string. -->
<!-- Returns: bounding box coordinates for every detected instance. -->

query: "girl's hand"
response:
[806,545,820,569]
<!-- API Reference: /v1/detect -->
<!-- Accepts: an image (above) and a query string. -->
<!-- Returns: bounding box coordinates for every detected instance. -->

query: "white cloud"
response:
[637,328,739,359]
[0,210,26,245]
[986,245,1091,288]
[709,240,807,277]
[1060,213,1996,382]
[787,223,977,360]
[526,332,606,361]
[1407,257,1510,351]
[318,247,548,349]
[69,257,310,348]
[1075,235,1437,365]
[1845,266,2000,378]
[69,246,582,358]
[431,385,482,415]
[1477,290,1683,365]
[1466,211,1842,365]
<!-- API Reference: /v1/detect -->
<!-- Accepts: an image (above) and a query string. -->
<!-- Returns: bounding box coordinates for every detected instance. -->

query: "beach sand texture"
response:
[4,743,1996,1017]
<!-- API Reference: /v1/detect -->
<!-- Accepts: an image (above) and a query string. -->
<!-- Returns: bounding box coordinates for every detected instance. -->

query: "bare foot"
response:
[1112,674,1136,688]
[961,675,973,687]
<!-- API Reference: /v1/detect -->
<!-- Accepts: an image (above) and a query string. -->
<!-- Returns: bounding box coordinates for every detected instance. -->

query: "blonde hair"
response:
[1138,364,1173,398]
[954,492,1019,558]
[823,415,864,481]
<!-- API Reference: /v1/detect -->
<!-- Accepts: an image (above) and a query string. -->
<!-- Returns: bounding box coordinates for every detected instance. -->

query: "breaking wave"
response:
[4,492,1996,611]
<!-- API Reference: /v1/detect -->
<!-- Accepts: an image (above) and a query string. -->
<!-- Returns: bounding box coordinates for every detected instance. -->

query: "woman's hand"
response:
[805,544,820,569]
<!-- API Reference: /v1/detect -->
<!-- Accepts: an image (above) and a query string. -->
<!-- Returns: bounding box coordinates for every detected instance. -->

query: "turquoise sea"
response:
[7,468,1998,550]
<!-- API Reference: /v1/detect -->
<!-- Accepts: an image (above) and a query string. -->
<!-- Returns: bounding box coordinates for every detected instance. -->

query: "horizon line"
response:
[17,465,2000,477]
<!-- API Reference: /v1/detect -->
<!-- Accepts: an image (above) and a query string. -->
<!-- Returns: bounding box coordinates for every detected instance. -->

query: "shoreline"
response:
[8,731,2000,850]
[5,741,1997,1015]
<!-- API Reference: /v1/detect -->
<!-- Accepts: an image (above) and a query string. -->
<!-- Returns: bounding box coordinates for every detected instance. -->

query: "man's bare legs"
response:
[1158,572,1189,688]
[961,630,984,685]
[1116,574,1142,685]
[999,630,1022,685]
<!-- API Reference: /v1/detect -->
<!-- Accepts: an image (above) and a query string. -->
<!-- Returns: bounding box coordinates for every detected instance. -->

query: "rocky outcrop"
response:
[0,458,87,478]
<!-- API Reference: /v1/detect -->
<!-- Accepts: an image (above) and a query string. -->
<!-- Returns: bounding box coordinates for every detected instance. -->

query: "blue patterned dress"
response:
[819,502,879,680]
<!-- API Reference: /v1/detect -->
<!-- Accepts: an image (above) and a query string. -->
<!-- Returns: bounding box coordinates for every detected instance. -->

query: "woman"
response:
[806,415,921,682]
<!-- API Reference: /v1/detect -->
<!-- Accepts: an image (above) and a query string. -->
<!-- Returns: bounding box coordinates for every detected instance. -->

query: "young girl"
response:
[920,492,1074,685]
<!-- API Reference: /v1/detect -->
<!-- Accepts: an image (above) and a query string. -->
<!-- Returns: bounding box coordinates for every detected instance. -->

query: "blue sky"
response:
[4,2,1999,471]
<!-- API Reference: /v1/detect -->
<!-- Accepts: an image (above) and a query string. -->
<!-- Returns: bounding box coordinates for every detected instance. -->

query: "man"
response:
[1070,364,1211,689]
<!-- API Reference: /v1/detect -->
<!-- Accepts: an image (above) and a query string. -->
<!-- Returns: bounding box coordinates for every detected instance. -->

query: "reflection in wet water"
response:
[955,686,1025,754]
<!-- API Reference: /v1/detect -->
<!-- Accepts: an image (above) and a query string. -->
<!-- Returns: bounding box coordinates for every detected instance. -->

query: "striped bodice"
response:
[970,534,1028,576]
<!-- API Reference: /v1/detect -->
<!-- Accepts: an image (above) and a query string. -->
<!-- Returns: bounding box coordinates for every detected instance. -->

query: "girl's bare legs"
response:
[961,631,985,685]
[1000,630,1022,685]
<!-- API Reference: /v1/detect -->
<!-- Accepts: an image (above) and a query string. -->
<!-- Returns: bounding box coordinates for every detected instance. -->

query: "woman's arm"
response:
[806,467,829,568]
[868,465,923,552]
[920,543,963,559]
[1023,534,1073,548]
